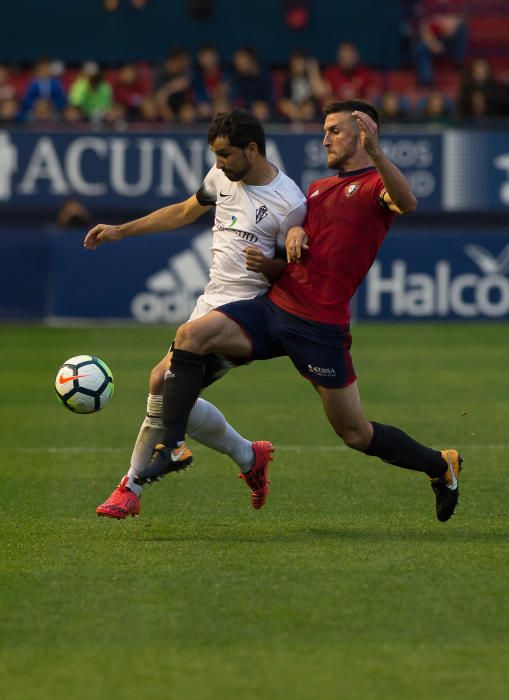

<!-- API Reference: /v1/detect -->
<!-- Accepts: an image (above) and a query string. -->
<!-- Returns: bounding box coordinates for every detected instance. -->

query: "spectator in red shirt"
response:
[415,0,468,85]
[322,42,373,101]
[0,64,17,103]
[114,63,149,120]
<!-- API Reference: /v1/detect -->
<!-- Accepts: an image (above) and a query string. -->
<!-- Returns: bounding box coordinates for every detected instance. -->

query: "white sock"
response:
[125,394,164,496]
[187,398,254,471]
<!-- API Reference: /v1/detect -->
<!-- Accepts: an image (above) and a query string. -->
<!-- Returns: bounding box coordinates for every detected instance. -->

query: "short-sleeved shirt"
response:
[269,167,395,325]
[195,164,306,309]
[322,65,373,101]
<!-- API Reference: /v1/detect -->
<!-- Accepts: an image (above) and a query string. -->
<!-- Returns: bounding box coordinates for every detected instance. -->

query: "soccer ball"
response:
[54,355,114,414]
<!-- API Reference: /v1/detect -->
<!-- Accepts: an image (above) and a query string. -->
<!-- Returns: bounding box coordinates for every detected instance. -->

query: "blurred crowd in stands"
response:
[1,0,508,128]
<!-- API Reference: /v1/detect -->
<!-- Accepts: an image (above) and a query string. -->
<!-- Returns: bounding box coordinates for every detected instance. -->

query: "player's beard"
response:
[326,135,358,171]
[222,155,251,182]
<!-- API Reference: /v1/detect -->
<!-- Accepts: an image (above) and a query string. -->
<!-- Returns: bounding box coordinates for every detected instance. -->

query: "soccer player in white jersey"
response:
[83,109,307,518]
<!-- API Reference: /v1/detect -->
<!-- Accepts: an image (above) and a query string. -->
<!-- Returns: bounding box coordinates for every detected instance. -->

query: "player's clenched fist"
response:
[83,224,124,250]
[243,246,271,274]
[286,225,309,263]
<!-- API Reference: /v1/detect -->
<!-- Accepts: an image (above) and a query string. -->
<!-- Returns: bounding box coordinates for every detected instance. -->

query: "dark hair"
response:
[323,99,380,129]
[290,48,308,60]
[198,42,218,53]
[167,47,189,60]
[208,109,266,155]
[234,46,258,61]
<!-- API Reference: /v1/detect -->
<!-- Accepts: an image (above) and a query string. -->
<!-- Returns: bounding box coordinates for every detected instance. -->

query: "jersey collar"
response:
[337,166,376,179]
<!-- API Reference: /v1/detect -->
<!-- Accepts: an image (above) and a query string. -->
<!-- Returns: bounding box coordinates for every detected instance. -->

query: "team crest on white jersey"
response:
[346,183,360,197]
[255,204,269,223]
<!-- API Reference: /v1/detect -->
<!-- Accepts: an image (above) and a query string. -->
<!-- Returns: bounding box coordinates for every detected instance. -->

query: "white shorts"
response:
[187,295,216,322]
[167,294,235,379]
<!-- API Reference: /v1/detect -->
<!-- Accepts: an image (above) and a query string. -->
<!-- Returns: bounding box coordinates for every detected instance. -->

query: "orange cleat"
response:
[239,441,274,510]
[133,442,193,485]
[96,476,141,520]
[430,449,463,522]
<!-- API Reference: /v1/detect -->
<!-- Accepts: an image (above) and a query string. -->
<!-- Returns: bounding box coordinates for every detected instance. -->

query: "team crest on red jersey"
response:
[346,183,360,197]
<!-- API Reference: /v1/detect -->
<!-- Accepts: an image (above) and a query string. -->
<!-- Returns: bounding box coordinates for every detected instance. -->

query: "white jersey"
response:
[193,164,306,311]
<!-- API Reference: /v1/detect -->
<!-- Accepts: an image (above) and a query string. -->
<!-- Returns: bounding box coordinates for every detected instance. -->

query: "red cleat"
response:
[96,476,141,520]
[239,441,274,510]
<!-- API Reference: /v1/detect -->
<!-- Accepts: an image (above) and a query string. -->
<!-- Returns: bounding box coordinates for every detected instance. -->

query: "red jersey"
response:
[322,65,373,101]
[269,167,395,325]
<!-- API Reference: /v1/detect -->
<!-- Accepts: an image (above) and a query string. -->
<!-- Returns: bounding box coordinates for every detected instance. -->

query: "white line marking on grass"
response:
[0,447,124,453]
[0,444,507,453]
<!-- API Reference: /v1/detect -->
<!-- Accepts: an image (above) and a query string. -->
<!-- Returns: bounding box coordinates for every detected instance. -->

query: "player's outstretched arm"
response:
[83,195,211,250]
[352,110,417,215]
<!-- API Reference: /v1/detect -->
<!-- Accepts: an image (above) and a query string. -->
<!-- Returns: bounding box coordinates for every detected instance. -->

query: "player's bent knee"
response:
[175,321,216,354]
[338,426,371,451]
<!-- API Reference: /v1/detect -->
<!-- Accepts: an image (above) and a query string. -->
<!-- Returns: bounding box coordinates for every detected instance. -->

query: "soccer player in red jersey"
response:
[135,99,462,523]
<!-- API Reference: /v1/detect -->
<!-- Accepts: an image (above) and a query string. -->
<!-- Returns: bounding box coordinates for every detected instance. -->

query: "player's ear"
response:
[245,141,258,160]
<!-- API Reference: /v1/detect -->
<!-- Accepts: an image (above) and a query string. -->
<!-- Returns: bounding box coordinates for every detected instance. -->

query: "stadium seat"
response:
[435,69,461,98]
[385,70,417,93]
[61,68,81,91]
[469,17,509,47]
[271,68,288,106]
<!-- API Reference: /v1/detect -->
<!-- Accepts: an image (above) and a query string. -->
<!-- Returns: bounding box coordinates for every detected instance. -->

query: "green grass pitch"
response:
[1,323,508,700]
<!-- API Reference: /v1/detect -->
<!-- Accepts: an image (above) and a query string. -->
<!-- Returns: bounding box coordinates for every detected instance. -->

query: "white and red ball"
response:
[54,355,114,414]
